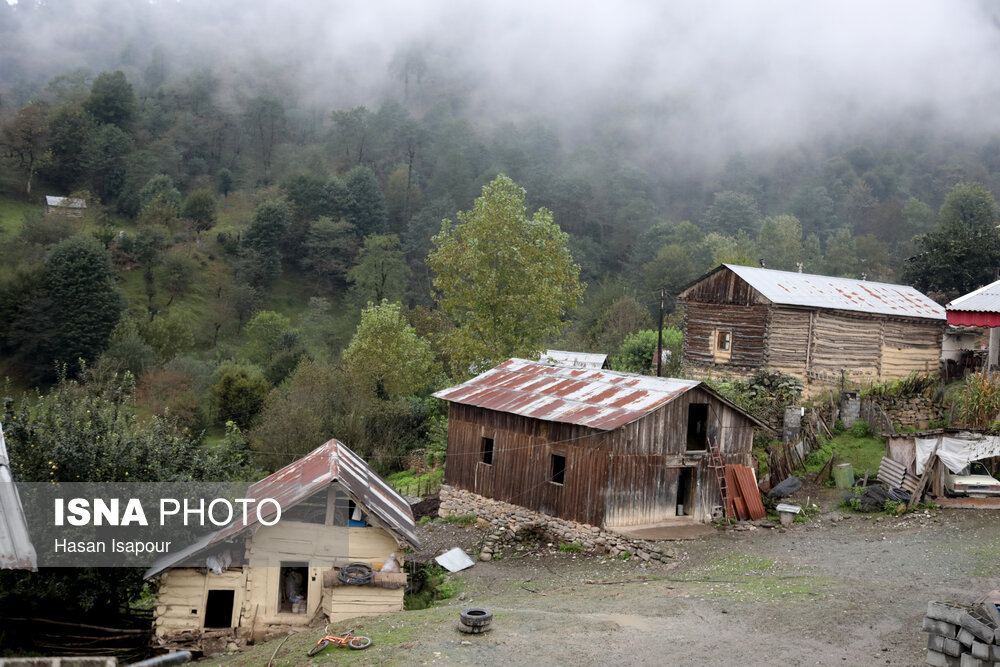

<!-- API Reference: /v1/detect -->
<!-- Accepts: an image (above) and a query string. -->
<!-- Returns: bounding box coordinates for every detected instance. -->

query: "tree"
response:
[84,70,137,129]
[611,328,682,376]
[757,215,804,271]
[1,101,50,194]
[705,191,763,236]
[427,174,584,375]
[138,174,182,213]
[242,310,292,365]
[345,166,388,236]
[242,199,290,284]
[212,361,270,428]
[81,124,134,201]
[342,300,437,401]
[348,234,411,304]
[243,95,284,182]
[301,217,358,287]
[46,235,126,373]
[43,102,94,189]
[182,188,218,232]
[903,182,1000,302]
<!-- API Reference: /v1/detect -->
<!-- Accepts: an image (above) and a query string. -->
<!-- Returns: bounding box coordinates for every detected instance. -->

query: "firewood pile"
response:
[923,594,1000,666]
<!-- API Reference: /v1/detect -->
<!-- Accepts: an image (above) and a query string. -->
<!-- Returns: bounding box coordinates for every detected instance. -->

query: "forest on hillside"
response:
[3,0,1000,482]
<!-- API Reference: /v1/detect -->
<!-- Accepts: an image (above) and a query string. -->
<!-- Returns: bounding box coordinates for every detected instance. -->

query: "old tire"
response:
[457,620,490,634]
[460,608,493,627]
[307,639,331,657]
[348,635,372,650]
[338,562,374,585]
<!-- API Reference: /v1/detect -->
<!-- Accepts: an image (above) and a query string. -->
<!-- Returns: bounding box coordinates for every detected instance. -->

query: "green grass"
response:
[385,468,444,496]
[686,552,832,603]
[805,424,885,481]
[971,539,1000,576]
[0,197,40,235]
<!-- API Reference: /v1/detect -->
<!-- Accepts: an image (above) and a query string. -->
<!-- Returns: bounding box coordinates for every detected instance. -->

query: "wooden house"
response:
[433,359,769,526]
[144,440,418,653]
[45,196,86,218]
[677,264,946,391]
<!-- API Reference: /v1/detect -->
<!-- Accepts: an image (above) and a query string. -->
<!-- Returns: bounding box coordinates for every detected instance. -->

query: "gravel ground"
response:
[203,489,1000,667]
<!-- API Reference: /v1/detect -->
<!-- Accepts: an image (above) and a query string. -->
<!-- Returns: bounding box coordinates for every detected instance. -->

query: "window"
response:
[551,454,566,485]
[481,437,494,465]
[716,330,732,352]
[686,403,708,451]
[204,590,235,628]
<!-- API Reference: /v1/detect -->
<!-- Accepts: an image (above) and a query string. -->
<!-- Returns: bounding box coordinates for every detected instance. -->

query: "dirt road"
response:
[207,493,1000,666]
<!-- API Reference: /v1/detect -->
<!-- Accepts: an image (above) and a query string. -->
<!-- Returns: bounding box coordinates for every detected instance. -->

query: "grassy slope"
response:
[805,429,886,479]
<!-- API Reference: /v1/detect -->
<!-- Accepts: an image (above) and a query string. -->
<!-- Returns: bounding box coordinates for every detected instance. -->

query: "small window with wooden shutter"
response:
[712,329,733,361]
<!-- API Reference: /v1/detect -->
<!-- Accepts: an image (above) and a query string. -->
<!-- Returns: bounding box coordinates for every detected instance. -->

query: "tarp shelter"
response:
[915,432,1000,475]
[946,280,1000,369]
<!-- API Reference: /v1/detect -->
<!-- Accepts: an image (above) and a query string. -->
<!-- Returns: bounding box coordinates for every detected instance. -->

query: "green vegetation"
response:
[558,541,584,553]
[440,513,478,526]
[687,553,832,603]
[403,564,461,610]
[805,420,884,480]
[386,468,444,496]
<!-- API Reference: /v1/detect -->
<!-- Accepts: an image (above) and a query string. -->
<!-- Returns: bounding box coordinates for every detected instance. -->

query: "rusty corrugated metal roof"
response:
[145,439,417,578]
[947,278,1000,314]
[721,264,946,320]
[0,423,37,570]
[433,359,702,431]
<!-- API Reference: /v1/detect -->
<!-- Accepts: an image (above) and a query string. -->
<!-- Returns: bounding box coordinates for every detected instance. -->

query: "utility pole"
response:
[657,287,664,377]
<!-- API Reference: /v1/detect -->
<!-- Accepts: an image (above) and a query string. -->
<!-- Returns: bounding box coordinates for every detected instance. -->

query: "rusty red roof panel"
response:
[433,359,702,431]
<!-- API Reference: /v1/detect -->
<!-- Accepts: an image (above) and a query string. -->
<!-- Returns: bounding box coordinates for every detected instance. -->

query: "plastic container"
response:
[833,463,855,489]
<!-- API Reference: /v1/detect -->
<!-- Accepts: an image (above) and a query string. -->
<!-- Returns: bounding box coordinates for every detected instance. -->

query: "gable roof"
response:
[947,279,1000,314]
[433,358,768,431]
[145,439,417,578]
[542,349,608,369]
[0,423,37,570]
[682,264,945,321]
[45,196,86,209]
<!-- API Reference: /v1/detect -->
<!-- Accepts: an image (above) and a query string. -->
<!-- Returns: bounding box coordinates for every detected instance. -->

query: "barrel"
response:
[833,463,855,489]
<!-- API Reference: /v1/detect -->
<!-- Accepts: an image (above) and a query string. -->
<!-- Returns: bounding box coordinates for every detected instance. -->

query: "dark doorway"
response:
[204,589,235,628]
[676,468,693,516]
[686,403,708,451]
[551,454,566,485]
[279,562,309,613]
[481,437,494,465]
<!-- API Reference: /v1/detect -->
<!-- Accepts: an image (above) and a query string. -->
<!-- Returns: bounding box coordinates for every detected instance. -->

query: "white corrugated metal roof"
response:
[946,278,1000,313]
[0,423,37,570]
[45,196,86,208]
[722,264,945,320]
[542,350,608,369]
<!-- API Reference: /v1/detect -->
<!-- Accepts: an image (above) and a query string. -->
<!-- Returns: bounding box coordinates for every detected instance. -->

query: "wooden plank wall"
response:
[880,319,943,378]
[445,388,758,527]
[155,569,246,637]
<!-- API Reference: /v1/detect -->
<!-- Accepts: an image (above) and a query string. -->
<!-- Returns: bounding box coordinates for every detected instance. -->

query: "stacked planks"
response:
[724,464,766,520]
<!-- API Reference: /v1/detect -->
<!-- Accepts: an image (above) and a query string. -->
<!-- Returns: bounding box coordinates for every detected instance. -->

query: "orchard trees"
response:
[427,174,583,375]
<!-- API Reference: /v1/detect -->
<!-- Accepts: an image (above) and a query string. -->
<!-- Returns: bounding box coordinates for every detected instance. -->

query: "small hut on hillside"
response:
[45,196,87,218]
[433,359,769,526]
[678,264,946,392]
[145,440,418,654]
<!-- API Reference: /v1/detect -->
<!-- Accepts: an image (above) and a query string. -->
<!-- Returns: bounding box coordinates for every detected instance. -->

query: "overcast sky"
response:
[5,0,1000,158]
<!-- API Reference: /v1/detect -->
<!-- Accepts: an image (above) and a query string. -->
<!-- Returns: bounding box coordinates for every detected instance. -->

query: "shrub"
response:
[957,372,1000,429]
[558,541,583,553]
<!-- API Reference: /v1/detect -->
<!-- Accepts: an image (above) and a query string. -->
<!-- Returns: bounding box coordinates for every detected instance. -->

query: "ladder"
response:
[707,436,730,519]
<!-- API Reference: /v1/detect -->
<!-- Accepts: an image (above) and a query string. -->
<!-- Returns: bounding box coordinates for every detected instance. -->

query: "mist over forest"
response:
[2,0,1000,479]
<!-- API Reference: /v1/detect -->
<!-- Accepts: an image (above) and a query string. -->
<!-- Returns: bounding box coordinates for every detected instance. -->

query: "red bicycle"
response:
[306,626,372,656]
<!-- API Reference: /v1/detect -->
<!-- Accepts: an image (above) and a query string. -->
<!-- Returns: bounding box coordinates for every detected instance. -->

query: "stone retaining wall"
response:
[439,485,677,564]
[875,396,944,431]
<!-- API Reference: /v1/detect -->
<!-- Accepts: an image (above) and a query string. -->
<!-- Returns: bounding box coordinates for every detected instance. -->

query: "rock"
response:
[479,552,492,562]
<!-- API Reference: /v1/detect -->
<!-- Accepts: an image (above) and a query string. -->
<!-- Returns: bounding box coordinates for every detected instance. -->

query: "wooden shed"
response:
[677,264,946,391]
[144,440,418,654]
[433,359,768,527]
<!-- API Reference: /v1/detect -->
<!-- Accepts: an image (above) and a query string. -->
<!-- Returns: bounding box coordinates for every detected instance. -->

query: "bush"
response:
[212,361,270,428]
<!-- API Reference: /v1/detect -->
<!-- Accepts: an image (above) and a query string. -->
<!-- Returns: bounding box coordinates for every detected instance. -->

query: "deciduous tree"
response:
[427,174,584,375]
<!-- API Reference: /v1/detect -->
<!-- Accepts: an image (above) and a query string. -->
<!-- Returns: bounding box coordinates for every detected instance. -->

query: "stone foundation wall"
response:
[875,396,944,431]
[439,485,677,564]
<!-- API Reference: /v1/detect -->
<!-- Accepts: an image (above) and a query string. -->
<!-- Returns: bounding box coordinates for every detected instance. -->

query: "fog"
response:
[4,0,1000,161]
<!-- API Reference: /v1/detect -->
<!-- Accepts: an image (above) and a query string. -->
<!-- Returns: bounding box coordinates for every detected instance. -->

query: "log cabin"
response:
[433,359,769,527]
[144,440,418,654]
[677,264,946,392]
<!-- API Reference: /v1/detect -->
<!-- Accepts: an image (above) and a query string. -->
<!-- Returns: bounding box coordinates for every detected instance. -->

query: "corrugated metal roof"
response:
[946,278,1000,314]
[145,439,417,578]
[433,358,702,431]
[718,264,946,320]
[0,423,37,570]
[45,196,86,208]
[542,350,608,369]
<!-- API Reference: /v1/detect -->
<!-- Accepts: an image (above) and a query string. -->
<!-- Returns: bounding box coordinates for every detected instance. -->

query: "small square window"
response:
[716,330,732,351]
[551,454,566,485]
[481,437,494,465]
